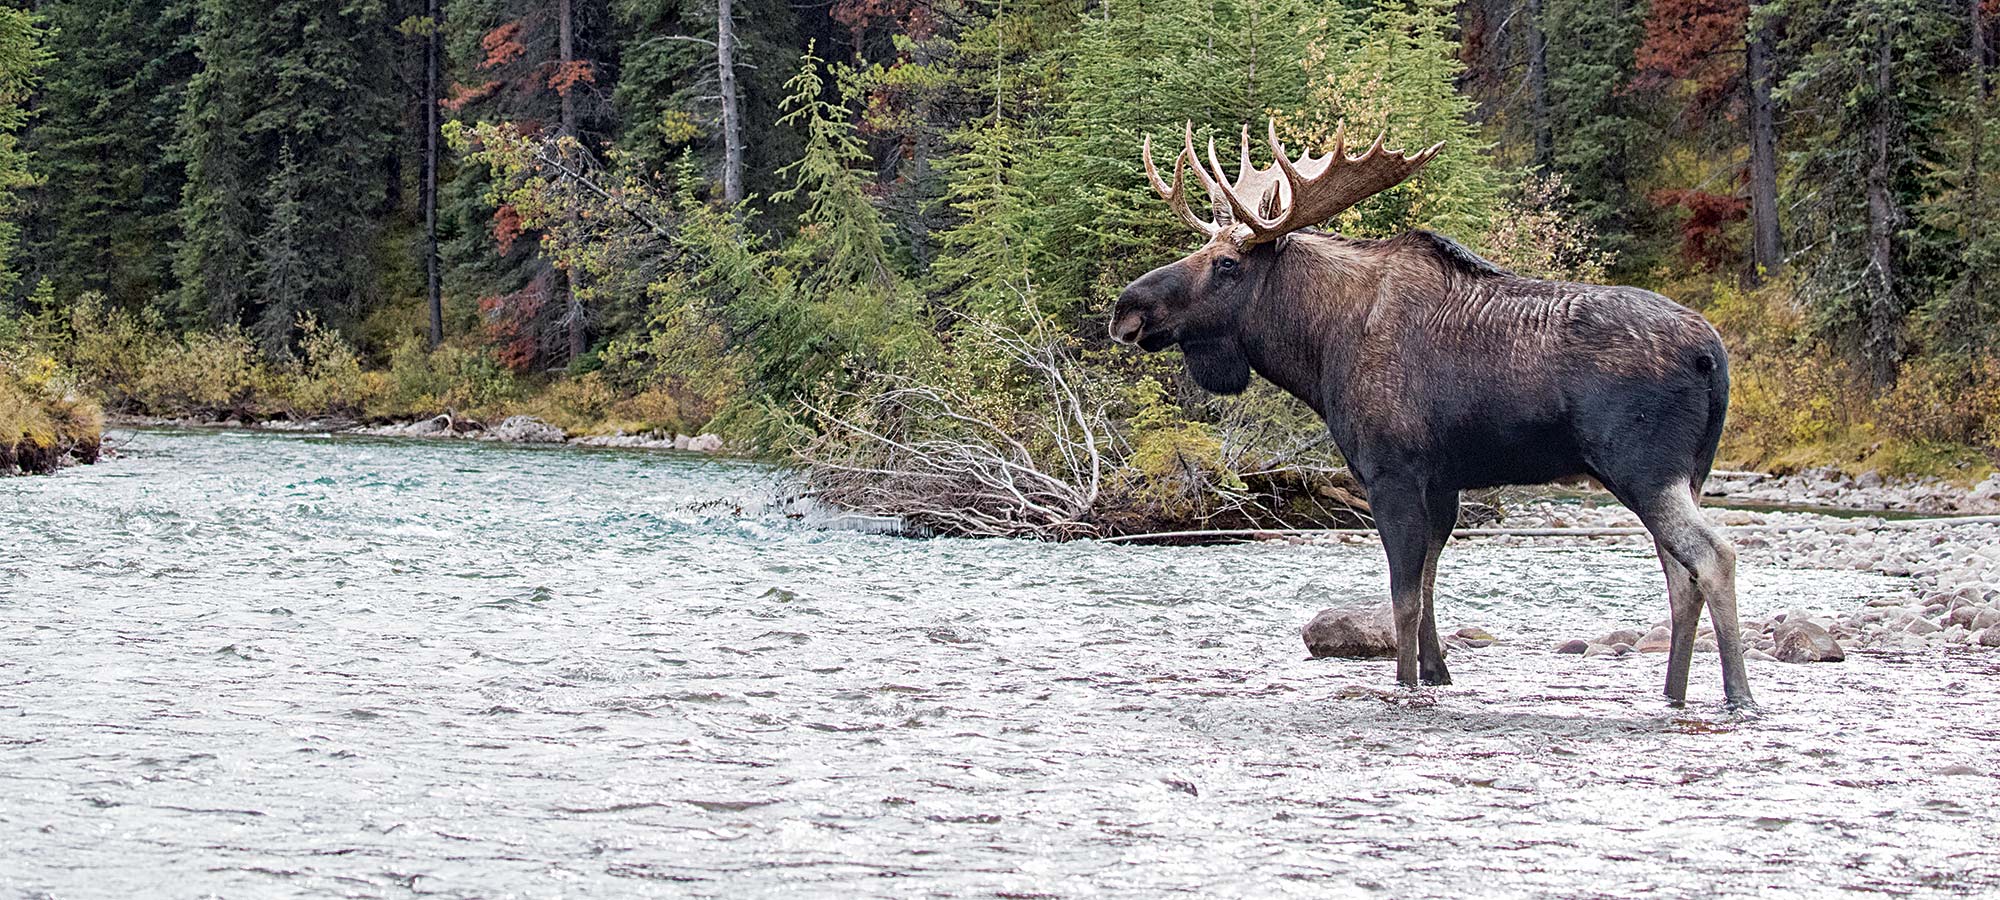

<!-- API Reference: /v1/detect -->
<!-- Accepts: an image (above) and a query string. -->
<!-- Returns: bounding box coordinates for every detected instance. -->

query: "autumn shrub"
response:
[0,353,102,474]
[280,317,381,418]
[376,338,521,420]
[1877,354,2000,446]
[128,327,266,418]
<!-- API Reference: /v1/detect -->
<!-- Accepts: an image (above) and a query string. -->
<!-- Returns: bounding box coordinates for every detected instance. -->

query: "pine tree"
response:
[175,0,401,351]
[0,7,49,298]
[17,0,194,308]
[1776,0,1959,386]
[1542,0,1651,265]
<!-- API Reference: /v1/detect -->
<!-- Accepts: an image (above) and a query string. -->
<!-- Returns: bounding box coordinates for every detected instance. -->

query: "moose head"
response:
[1107,120,1442,394]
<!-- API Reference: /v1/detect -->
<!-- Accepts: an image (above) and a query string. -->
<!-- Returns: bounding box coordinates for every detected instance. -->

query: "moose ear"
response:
[1183,338,1251,395]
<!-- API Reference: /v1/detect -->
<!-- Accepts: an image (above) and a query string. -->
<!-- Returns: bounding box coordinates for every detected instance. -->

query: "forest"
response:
[1,0,1997,532]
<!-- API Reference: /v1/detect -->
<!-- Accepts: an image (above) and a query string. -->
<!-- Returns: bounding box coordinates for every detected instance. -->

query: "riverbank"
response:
[109,413,735,455]
[1,360,102,475]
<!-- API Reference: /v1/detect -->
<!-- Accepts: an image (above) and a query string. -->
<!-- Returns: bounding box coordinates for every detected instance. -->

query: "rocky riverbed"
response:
[1310,499,2000,665]
[112,413,731,454]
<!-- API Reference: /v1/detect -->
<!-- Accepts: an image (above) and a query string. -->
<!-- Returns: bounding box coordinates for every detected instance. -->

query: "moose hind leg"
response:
[1417,489,1459,686]
[1656,536,1704,706]
[1635,487,1754,709]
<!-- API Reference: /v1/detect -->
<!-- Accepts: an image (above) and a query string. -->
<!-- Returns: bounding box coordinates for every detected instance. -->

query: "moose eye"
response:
[1214,257,1240,275]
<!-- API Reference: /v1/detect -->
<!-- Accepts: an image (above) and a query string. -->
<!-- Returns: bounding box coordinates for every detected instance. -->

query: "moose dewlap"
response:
[1111,119,1751,708]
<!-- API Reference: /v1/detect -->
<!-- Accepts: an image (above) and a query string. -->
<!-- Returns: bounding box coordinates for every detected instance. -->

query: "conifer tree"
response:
[0,7,48,298]
[1776,0,1958,386]
[17,0,193,308]
[175,0,401,350]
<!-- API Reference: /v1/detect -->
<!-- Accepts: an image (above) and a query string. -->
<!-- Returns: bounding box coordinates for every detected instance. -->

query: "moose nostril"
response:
[1109,312,1145,345]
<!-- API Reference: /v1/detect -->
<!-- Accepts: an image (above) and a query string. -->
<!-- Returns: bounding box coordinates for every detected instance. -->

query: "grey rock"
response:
[687,433,725,453]
[1601,629,1643,647]
[1555,639,1589,654]
[1980,625,2000,648]
[1773,618,1846,663]
[1636,626,1672,653]
[1304,606,1398,659]
[490,415,566,444]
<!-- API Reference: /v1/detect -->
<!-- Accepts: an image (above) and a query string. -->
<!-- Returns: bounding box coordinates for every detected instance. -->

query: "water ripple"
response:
[1,428,1995,897]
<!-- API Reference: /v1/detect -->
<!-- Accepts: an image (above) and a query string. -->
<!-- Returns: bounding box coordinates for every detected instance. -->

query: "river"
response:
[3,429,1997,898]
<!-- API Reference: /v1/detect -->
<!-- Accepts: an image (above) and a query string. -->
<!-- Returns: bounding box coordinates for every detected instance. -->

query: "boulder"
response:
[1980,625,2000,648]
[1772,618,1846,663]
[1600,628,1643,647]
[687,433,725,453]
[1554,639,1589,654]
[490,415,566,444]
[1452,626,1497,648]
[1303,605,1398,659]
[1636,626,1673,653]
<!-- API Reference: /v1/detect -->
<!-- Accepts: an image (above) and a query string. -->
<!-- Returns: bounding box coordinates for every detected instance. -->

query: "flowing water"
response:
[3,429,1997,898]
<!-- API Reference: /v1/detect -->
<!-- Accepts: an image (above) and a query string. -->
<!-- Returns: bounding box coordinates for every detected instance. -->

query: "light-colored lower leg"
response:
[1656,537,1703,705]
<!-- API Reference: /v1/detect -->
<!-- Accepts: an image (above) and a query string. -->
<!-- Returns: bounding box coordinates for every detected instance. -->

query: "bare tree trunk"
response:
[425,0,443,349]
[558,0,585,364]
[717,0,744,206]
[1745,0,1782,284]
[1863,22,1900,389]
[1526,0,1552,171]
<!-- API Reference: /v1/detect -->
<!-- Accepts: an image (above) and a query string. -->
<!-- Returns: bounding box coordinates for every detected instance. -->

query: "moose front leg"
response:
[1417,489,1459,685]
[1370,483,1435,688]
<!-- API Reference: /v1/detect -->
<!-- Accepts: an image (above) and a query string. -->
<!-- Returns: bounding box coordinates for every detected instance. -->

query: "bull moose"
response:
[1109,121,1752,708]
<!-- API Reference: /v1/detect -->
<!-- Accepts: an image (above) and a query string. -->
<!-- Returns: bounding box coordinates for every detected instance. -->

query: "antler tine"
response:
[1205,134,1275,234]
[1182,122,1234,227]
[1142,132,1219,236]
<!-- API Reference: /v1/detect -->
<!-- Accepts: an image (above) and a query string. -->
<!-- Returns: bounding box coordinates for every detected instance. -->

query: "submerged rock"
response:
[1303,605,1397,659]
[1772,618,1845,663]
[1554,639,1589,654]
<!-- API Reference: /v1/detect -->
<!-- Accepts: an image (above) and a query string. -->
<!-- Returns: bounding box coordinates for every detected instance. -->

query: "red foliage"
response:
[443,80,501,113]
[1631,0,1745,121]
[481,22,528,70]
[547,60,596,96]
[491,204,525,256]
[1651,188,1747,270]
[479,271,554,372]
[832,0,935,50]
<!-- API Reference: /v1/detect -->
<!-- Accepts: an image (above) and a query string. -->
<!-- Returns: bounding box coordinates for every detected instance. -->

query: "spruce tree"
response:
[175,0,401,351]
[18,0,194,308]
[0,7,49,298]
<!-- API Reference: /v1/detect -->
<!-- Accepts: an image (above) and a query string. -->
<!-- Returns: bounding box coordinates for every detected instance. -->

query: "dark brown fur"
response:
[1112,229,1753,707]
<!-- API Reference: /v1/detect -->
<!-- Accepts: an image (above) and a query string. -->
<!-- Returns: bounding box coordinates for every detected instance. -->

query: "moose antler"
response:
[1143,119,1444,247]
[1140,131,1221,238]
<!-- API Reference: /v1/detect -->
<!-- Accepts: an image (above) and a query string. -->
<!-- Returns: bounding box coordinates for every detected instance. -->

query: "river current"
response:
[3,429,1997,898]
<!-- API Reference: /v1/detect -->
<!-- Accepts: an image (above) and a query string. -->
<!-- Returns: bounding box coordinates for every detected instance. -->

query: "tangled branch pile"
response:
[801,332,1110,540]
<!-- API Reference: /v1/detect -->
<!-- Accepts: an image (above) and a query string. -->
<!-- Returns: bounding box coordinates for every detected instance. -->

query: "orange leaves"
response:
[547,60,595,96]
[481,22,527,70]
[1650,188,1747,270]
[443,80,500,113]
[492,204,525,256]
[1632,0,1746,118]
